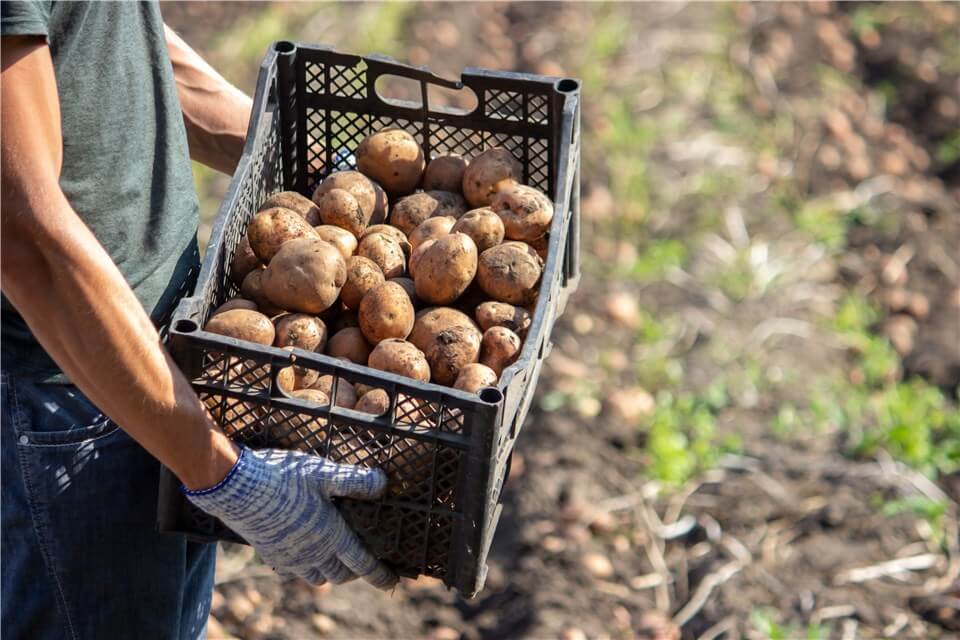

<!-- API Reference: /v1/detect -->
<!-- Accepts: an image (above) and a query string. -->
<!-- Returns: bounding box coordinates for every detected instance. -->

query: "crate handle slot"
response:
[373,74,478,116]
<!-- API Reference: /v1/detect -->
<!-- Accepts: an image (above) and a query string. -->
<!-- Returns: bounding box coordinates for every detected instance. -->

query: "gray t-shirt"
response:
[1,1,201,381]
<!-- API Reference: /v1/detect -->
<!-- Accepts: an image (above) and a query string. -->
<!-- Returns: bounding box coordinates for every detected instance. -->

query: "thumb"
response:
[313,458,389,500]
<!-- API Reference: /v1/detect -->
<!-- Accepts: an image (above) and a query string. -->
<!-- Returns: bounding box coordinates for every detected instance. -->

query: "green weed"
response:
[750,609,829,640]
[618,238,688,282]
[641,392,737,485]
[883,496,949,544]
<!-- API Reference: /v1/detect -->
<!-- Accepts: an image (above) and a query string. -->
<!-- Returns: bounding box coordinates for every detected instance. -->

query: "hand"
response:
[183,446,397,589]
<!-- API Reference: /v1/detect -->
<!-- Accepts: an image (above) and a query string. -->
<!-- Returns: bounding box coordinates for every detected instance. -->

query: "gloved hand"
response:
[183,446,397,589]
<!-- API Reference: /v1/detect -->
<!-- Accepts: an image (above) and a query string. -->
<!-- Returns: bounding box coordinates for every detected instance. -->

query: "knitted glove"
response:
[184,446,397,589]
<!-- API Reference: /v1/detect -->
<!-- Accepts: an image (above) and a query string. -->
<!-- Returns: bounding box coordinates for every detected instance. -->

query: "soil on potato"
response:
[164,2,960,638]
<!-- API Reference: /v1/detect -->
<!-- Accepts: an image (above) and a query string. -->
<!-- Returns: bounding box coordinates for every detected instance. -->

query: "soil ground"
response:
[163,3,960,638]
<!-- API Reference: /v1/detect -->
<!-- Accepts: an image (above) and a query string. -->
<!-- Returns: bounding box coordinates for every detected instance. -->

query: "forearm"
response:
[1,187,237,488]
[165,25,252,174]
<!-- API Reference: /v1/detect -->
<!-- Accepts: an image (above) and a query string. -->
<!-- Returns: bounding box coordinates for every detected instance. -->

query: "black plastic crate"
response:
[157,42,580,596]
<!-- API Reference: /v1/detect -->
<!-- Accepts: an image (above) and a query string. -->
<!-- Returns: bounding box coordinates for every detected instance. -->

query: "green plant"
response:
[750,608,829,640]
[619,238,688,282]
[641,392,737,485]
[884,496,948,537]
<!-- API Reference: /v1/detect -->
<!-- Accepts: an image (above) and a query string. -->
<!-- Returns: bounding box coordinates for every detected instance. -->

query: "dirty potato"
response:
[205,309,275,345]
[368,338,430,382]
[413,233,478,305]
[476,241,543,306]
[408,307,482,385]
[475,301,532,337]
[357,232,406,279]
[261,238,347,314]
[462,148,522,208]
[389,191,467,235]
[356,127,425,196]
[341,256,385,310]
[423,153,467,193]
[358,281,415,344]
[246,207,319,263]
[453,363,499,393]
[450,207,505,252]
[259,191,322,226]
[491,184,554,242]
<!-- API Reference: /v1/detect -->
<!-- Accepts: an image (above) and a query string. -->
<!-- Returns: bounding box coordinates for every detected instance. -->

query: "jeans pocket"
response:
[6,377,120,447]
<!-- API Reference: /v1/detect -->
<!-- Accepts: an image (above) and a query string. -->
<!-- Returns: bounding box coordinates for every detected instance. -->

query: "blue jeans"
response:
[1,373,217,640]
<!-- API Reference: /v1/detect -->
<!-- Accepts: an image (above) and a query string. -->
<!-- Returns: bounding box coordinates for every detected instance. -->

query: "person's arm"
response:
[2,38,396,589]
[164,25,252,175]
[1,36,238,490]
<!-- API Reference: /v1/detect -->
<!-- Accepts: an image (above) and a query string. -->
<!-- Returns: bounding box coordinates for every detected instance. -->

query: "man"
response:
[1,3,395,639]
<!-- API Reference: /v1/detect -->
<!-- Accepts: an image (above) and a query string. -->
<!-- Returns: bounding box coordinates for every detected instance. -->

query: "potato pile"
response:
[208,127,552,408]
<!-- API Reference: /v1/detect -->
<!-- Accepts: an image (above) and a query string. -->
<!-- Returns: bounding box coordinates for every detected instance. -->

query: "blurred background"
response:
[163,2,960,638]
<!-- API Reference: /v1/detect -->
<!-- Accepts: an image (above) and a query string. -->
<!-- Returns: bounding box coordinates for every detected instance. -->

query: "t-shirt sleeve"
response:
[1,1,52,37]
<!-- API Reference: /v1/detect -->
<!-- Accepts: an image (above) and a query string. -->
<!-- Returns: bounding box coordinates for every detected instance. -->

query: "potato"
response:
[358,282,415,344]
[273,313,328,352]
[453,363,499,393]
[355,388,390,415]
[361,224,412,257]
[259,191,321,226]
[479,326,522,376]
[205,309,275,345]
[476,241,543,306]
[240,269,284,316]
[246,207,319,263]
[413,233,478,305]
[388,277,417,306]
[408,307,482,385]
[310,375,358,409]
[491,184,554,241]
[311,171,378,226]
[423,153,467,193]
[326,327,371,364]
[341,256,385,310]
[462,148,522,208]
[289,388,330,405]
[407,238,435,280]
[368,338,430,382]
[316,188,365,238]
[273,344,321,390]
[357,232,406,279]
[212,298,258,317]
[230,235,261,285]
[356,128,425,196]
[528,234,549,261]
[277,363,297,393]
[370,181,389,225]
[475,301,532,337]
[261,238,346,314]
[313,224,358,260]
[389,191,467,235]
[409,216,456,250]
[450,208,505,252]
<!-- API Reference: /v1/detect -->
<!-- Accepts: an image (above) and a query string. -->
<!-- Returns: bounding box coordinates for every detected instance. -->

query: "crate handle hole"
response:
[556,78,580,93]
[374,75,477,115]
[478,387,503,404]
[274,41,295,54]
[174,319,199,333]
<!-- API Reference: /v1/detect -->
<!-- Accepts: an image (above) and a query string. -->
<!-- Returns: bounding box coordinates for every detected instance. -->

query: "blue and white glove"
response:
[183,446,397,589]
